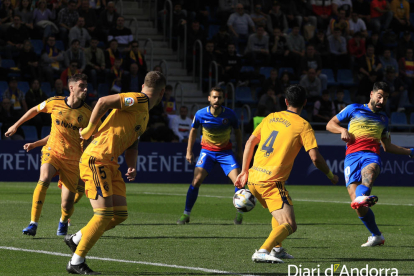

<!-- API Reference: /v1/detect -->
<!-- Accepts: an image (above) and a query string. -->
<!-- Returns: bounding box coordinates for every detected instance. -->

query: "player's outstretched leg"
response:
[269,217,294,259]
[23,180,50,236]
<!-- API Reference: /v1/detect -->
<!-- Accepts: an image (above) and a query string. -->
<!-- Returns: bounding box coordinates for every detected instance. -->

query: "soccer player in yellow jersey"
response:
[5,74,92,237]
[63,71,166,275]
[235,85,339,263]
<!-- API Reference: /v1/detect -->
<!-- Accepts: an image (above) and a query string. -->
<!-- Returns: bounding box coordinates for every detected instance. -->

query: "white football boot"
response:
[252,250,284,263]
[270,247,294,259]
[361,234,385,247]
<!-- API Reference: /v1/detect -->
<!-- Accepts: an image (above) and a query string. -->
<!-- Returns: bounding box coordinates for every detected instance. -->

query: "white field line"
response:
[0,246,257,276]
[140,192,414,206]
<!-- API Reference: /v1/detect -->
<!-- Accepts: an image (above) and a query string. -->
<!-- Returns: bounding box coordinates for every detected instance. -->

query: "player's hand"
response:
[186,152,194,164]
[234,171,248,189]
[125,167,136,181]
[5,125,17,137]
[23,143,36,152]
[340,129,353,143]
[331,174,339,185]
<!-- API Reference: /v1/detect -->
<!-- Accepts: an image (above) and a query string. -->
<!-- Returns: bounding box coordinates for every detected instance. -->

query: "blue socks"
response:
[234,187,240,193]
[359,209,381,236]
[355,185,371,197]
[184,185,199,213]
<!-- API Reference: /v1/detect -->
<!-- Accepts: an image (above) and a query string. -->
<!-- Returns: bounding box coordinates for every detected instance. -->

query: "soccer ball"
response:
[233,189,256,212]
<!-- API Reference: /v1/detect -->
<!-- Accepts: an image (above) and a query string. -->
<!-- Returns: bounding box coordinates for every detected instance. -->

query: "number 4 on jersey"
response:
[261,130,278,157]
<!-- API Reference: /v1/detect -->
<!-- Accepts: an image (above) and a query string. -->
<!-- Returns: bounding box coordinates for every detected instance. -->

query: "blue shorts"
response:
[344,151,382,187]
[196,149,240,176]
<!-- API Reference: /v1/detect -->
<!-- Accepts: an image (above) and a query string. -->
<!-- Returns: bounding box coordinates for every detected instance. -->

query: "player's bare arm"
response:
[5,106,40,137]
[233,128,243,162]
[326,116,353,143]
[23,135,50,152]
[361,163,380,189]
[234,134,260,189]
[186,128,198,164]
[308,148,339,185]
[80,94,122,140]
[124,139,139,182]
[380,135,414,157]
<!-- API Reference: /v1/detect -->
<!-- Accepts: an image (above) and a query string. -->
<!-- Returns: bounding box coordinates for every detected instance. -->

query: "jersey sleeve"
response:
[335,103,357,122]
[191,111,201,129]
[381,114,390,138]
[300,122,318,152]
[119,92,147,111]
[252,117,264,139]
[37,97,57,113]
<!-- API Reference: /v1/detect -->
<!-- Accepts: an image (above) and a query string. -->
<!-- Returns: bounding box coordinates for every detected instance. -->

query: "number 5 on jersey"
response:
[261,131,278,157]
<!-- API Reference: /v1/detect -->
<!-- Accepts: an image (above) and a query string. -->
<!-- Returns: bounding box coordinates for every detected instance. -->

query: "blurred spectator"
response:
[123,40,148,79]
[380,48,399,76]
[221,43,241,84]
[0,98,24,140]
[396,30,414,59]
[121,63,141,92]
[398,47,414,95]
[212,25,232,56]
[61,60,80,90]
[57,0,79,44]
[5,15,30,59]
[309,29,331,67]
[300,68,322,101]
[105,39,122,69]
[171,3,187,40]
[365,32,384,56]
[356,71,377,103]
[153,65,162,72]
[51,79,69,96]
[353,0,371,23]
[33,0,56,43]
[300,44,327,90]
[162,85,176,115]
[287,25,306,65]
[383,66,410,114]
[64,39,86,72]
[245,25,269,65]
[41,35,64,87]
[25,79,50,130]
[390,0,411,32]
[2,77,27,116]
[187,20,205,50]
[227,3,255,53]
[98,1,119,37]
[311,0,332,30]
[19,40,41,81]
[169,105,192,143]
[349,12,367,37]
[202,41,219,79]
[78,0,99,39]
[359,44,382,78]
[250,3,270,31]
[108,16,133,51]
[296,0,317,32]
[258,88,281,115]
[182,0,208,27]
[348,32,366,64]
[269,2,288,34]
[328,27,348,70]
[108,57,124,93]
[84,37,106,90]
[282,1,302,29]
[89,0,106,13]
[217,0,237,23]
[262,68,282,98]
[313,90,335,123]
[333,87,348,113]
[0,0,15,28]
[370,0,392,33]
[269,27,289,67]
[332,0,352,17]
[327,9,350,38]
[14,0,33,35]
[69,16,91,47]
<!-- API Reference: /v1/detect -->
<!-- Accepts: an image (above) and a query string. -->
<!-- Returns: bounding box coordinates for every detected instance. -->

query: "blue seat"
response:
[0,81,8,95]
[410,112,414,124]
[240,66,255,73]
[21,126,38,140]
[278,67,295,78]
[41,82,52,97]
[391,112,407,124]
[41,126,51,138]
[31,39,43,56]
[55,40,65,51]
[234,107,250,123]
[337,69,355,86]
[97,83,109,97]
[1,59,15,68]
[321,68,337,86]
[17,81,30,93]
[259,67,273,79]
[87,83,94,93]
[235,86,256,104]
[208,25,220,40]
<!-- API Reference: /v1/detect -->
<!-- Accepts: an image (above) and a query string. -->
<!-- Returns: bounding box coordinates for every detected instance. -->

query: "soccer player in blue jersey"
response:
[177,87,243,225]
[327,82,414,247]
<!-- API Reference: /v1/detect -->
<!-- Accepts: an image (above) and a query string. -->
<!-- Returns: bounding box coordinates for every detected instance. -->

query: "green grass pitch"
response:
[0,182,413,275]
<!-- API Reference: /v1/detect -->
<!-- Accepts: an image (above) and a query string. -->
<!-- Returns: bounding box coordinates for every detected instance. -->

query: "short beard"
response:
[370,100,383,112]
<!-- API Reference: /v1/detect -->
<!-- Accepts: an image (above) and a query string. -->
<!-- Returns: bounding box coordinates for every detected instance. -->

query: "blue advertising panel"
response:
[0,141,412,186]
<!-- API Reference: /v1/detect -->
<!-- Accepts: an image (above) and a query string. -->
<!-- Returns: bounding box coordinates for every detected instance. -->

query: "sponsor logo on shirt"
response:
[125,97,135,106]
[222,118,229,125]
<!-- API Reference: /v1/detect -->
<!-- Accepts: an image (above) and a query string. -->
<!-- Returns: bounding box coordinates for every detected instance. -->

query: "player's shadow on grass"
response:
[102,235,307,240]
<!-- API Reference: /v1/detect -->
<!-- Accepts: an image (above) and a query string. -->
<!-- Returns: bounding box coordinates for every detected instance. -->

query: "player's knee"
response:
[191,179,202,188]
[61,200,74,210]
[290,223,297,233]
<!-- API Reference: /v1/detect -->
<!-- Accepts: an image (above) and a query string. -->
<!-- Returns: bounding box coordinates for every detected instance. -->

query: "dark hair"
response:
[70,60,79,65]
[373,82,390,94]
[71,39,80,45]
[165,84,173,91]
[209,87,224,95]
[130,40,139,46]
[68,73,88,84]
[285,85,307,108]
[180,105,188,110]
[144,71,166,90]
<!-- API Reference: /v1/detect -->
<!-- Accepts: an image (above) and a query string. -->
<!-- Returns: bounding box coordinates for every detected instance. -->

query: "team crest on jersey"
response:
[58,111,63,115]
[135,125,141,132]
[56,119,60,125]
[39,101,46,110]
[222,118,229,125]
[197,160,203,165]
[77,115,83,123]
[125,97,135,106]
[103,182,109,191]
